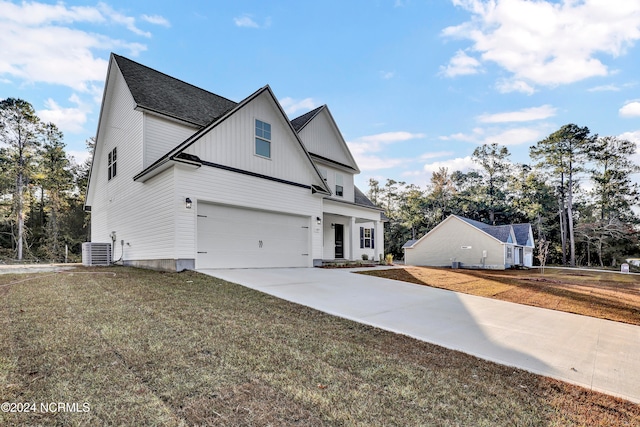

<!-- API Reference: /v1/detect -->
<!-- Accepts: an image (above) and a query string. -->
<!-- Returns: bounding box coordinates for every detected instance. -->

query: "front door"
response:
[334,224,344,258]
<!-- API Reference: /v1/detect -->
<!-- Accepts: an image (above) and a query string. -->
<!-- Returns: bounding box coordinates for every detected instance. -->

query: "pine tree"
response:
[0,98,42,260]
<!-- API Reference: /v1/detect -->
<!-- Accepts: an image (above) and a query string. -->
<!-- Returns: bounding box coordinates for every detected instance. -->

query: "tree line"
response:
[0,98,91,263]
[370,124,640,267]
[3,97,638,268]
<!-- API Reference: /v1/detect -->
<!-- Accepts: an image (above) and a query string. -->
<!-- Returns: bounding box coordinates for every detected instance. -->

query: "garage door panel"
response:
[197,203,310,269]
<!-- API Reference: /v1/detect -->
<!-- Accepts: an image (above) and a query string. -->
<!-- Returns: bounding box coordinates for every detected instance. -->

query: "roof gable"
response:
[113,54,237,127]
[291,105,323,132]
[293,106,360,172]
[134,85,331,194]
[513,224,534,247]
[405,215,534,250]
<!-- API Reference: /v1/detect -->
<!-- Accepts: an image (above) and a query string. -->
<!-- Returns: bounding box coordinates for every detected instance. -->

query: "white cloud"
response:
[420,151,455,160]
[619,130,640,169]
[495,79,535,95]
[620,101,640,118]
[443,0,640,90]
[0,1,151,92]
[589,84,621,92]
[97,3,151,37]
[619,130,640,143]
[280,97,318,116]
[440,124,552,146]
[234,14,271,29]
[38,95,90,134]
[234,15,259,28]
[141,14,170,27]
[351,131,426,146]
[355,156,408,171]
[440,49,482,77]
[67,149,92,165]
[380,71,395,79]
[422,156,475,175]
[347,131,425,172]
[477,105,556,123]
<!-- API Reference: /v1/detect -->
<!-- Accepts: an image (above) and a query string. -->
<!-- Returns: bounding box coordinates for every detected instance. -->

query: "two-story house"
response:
[85,54,385,271]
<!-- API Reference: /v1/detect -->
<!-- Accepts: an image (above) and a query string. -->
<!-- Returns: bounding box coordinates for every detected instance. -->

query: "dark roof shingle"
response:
[291,106,324,132]
[113,54,238,127]
[512,224,532,246]
[456,215,531,245]
[354,186,377,208]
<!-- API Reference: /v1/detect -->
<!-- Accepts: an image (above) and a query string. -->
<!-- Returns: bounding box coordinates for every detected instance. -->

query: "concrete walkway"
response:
[0,263,77,275]
[199,267,640,404]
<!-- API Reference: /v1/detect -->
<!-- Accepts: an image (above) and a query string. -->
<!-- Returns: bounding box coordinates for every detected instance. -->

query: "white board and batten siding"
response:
[297,109,355,169]
[316,163,355,206]
[182,91,316,188]
[143,114,198,168]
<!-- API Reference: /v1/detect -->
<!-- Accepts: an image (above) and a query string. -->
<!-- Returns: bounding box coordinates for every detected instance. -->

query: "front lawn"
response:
[1,267,638,426]
[359,267,640,326]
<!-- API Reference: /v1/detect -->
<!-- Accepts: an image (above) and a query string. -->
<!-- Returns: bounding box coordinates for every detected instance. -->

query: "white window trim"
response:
[335,172,344,197]
[254,119,272,159]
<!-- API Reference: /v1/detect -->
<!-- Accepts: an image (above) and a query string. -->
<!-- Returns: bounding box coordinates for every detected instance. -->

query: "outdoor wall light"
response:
[316,216,322,225]
[331,223,335,229]
[185,198,192,209]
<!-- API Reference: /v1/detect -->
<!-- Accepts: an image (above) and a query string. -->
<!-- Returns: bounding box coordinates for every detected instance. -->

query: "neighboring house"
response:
[403,215,534,269]
[85,53,385,271]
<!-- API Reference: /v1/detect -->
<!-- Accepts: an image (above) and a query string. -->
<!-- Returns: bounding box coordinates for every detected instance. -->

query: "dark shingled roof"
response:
[291,106,324,132]
[113,54,238,127]
[512,224,532,246]
[457,215,531,245]
[354,186,377,208]
[483,225,513,243]
[402,239,418,249]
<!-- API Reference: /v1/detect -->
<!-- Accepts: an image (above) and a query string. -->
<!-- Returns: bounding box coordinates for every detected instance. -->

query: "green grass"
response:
[1,267,638,426]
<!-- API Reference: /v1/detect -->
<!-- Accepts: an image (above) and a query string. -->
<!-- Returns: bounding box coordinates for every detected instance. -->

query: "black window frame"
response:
[108,147,117,181]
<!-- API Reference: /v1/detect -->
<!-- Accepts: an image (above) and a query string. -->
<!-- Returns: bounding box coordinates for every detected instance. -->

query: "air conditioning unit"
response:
[82,242,112,266]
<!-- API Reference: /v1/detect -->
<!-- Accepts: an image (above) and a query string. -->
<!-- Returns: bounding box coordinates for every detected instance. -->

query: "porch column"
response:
[349,216,356,261]
[374,220,383,262]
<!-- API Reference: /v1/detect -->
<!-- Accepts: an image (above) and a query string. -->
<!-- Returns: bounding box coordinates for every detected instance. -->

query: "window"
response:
[335,173,343,197]
[255,119,271,158]
[107,147,117,180]
[360,227,374,249]
[506,247,513,259]
[318,167,327,182]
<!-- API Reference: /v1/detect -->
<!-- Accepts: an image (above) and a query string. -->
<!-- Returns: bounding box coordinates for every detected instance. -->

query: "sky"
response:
[1,0,640,192]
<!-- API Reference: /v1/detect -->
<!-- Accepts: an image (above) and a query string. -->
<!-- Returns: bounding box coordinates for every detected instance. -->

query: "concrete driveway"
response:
[199,267,640,404]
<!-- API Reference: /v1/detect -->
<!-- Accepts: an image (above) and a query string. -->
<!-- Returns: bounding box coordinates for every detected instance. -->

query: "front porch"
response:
[322,210,383,263]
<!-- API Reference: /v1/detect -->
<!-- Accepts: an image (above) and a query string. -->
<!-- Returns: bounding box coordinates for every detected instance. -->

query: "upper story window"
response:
[255,119,271,158]
[318,167,328,182]
[107,147,117,180]
[335,173,344,197]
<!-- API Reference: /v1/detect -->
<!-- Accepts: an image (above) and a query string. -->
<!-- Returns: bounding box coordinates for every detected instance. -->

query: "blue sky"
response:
[1,0,640,191]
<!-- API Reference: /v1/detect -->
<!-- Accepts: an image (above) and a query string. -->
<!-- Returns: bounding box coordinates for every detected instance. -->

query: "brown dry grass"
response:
[1,267,639,426]
[360,267,640,326]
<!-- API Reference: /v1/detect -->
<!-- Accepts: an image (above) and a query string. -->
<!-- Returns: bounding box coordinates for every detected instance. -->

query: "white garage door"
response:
[197,203,310,268]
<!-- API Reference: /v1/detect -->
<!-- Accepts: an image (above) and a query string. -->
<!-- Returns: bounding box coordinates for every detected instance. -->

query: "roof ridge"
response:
[112,53,237,106]
[290,105,326,132]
